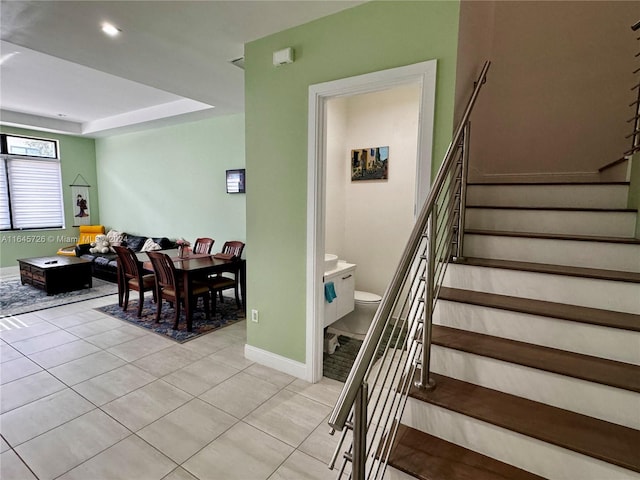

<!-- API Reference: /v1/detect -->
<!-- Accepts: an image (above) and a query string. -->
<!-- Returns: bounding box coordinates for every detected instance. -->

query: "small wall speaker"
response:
[273,47,294,66]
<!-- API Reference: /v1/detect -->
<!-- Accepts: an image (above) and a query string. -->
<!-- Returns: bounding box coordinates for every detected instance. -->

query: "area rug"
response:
[96,297,244,343]
[323,325,408,383]
[0,276,118,317]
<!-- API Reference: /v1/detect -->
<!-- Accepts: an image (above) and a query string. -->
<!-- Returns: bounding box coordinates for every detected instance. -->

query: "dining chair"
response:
[146,251,211,329]
[193,237,215,254]
[113,245,156,318]
[208,241,245,310]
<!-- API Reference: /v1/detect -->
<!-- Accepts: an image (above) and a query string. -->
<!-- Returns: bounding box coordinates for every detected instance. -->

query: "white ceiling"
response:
[0,0,364,137]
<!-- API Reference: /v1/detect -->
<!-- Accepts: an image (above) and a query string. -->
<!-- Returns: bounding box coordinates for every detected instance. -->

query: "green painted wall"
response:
[95,114,246,246]
[0,126,97,268]
[245,1,460,362]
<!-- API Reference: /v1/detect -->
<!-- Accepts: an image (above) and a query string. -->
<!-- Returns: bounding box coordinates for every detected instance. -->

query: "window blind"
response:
[6,158,64,229]
[0,160,11,229]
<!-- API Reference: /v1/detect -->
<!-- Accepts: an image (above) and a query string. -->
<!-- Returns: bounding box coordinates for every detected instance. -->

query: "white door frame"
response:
[305,60,437,382]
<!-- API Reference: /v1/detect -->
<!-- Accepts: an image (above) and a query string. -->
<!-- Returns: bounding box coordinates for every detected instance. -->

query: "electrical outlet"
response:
[251,309,259,323]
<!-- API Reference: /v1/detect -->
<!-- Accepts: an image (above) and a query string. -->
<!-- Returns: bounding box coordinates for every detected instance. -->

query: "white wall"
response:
[325,84,420,296]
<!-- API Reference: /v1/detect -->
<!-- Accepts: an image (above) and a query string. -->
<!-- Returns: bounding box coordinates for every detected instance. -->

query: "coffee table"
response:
[18,256,93,295]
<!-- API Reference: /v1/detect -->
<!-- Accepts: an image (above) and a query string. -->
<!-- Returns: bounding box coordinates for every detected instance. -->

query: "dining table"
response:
[135,248,246,332]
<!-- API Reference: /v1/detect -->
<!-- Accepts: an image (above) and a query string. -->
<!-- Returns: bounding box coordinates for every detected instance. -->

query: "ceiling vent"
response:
[230,56,245,70]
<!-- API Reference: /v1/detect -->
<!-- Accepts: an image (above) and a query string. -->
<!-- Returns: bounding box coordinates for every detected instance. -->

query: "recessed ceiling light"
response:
[101,22,121,37]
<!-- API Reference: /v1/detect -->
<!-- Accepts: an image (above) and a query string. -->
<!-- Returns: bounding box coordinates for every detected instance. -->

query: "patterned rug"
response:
[96,297,244,343]
[0,276,118,317]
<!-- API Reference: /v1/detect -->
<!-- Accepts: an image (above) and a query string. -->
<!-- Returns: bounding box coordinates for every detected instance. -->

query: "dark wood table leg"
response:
[183,270,194,332]
[240,259,246,316]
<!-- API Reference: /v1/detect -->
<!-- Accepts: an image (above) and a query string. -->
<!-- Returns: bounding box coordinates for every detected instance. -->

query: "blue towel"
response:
[325,281,337,303]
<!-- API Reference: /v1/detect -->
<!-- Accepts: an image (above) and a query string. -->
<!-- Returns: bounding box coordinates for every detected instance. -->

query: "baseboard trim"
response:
[244,344,308,380]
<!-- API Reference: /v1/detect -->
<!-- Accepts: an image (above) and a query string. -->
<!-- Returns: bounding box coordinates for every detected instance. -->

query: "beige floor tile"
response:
[182,422,293,480]
[208,343,254,370]
[0,370,66,414]
[298,414,350,466]
[49,350,125,385]
[73,364,157,406]
[102,379,192,431]
[286,376,344,407]
[244,390,332,448]
[11,329,79,355]
[137,398,237,464]
[107,334,174,362]
[28,339,101,369]
[161,467,198,480]
[84,325,147,349]
[15,409,130,480]
[0,388,94,445]
[0,450,37,480]
[1,436,10,453]
[269,450,334,480]
[133,345,204,378]
[0,356,42,385]
[46,312,92,329]
[243,363,296,389]
[0,342,22,363]
[65,317,123,338]
[0,320,58,344]
[181,331,241,356]
[57,434,177,480]
[199,371,280,419]
[162,356,239,396]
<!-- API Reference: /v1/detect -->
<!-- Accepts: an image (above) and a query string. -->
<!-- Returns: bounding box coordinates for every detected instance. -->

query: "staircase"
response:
[387,181,640,479]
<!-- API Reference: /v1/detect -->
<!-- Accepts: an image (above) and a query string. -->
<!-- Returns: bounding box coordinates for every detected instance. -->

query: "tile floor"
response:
[0,291,413,480]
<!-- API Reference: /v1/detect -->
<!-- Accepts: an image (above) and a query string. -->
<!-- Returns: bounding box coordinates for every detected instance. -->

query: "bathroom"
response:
[322,83,421,375]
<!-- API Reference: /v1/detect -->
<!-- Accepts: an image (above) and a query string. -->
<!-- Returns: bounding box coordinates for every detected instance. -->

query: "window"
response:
[0,134,64,230]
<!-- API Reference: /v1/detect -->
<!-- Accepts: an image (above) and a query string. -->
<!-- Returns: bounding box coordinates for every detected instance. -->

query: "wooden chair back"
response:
[193,237,215,254]
[221,241,245,259]
[113,245,143,282]
[146,251,178,297]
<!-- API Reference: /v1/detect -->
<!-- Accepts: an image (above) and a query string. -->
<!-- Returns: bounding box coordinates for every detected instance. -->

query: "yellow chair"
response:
[57,225,105,256]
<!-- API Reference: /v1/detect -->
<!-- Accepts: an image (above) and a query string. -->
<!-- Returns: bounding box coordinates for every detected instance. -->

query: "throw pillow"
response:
[105,229,125,252]
[123,234,147,252]
[140,238,162,252]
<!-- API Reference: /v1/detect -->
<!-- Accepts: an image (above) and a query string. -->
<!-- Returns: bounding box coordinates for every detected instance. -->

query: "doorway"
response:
[305,60,437,382]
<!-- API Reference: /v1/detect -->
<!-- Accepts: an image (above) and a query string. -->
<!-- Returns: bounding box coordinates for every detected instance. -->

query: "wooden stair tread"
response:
[466,205,637,213]
[388,424,546,480]
[409,373,640,473]
[467,181,630,186]
[438,287,640,331]
[465,229,640,245]
[432,325,640,392]
[454,257,640,284]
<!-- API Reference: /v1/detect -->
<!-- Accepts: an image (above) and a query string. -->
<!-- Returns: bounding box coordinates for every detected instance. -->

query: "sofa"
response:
[75,230,175,282]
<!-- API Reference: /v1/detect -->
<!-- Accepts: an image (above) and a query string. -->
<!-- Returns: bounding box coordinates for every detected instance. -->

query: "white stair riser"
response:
[434,301,640,365]
[467,184,630,209]
[403,401,640,480]
[465,209,637,238]
[430,346,639,428]
[443,263,640,314]
[463,234,640,273]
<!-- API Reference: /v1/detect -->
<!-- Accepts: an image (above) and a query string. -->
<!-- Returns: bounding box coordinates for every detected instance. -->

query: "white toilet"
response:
[328,290,382,340]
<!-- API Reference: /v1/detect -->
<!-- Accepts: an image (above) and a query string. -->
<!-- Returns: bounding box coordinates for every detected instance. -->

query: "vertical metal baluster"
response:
[456,122,471,260]
[352,382,368,480]
[416,212,436,390]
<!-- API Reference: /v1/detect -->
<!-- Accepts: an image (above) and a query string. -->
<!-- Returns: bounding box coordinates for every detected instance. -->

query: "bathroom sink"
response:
[324,254,339,272]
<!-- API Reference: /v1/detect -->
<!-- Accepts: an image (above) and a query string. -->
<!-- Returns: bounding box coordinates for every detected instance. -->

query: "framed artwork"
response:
[351,146,389,181]
[71,185,90,226]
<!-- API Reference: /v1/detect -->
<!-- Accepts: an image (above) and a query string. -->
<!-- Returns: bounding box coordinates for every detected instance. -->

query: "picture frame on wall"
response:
[351,146,389,181]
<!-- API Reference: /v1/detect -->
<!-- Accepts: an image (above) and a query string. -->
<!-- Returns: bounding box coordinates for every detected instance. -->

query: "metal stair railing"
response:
[327,60,491,480]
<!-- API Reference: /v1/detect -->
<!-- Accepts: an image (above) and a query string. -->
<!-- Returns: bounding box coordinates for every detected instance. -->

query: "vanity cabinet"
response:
[324,262,356,328]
